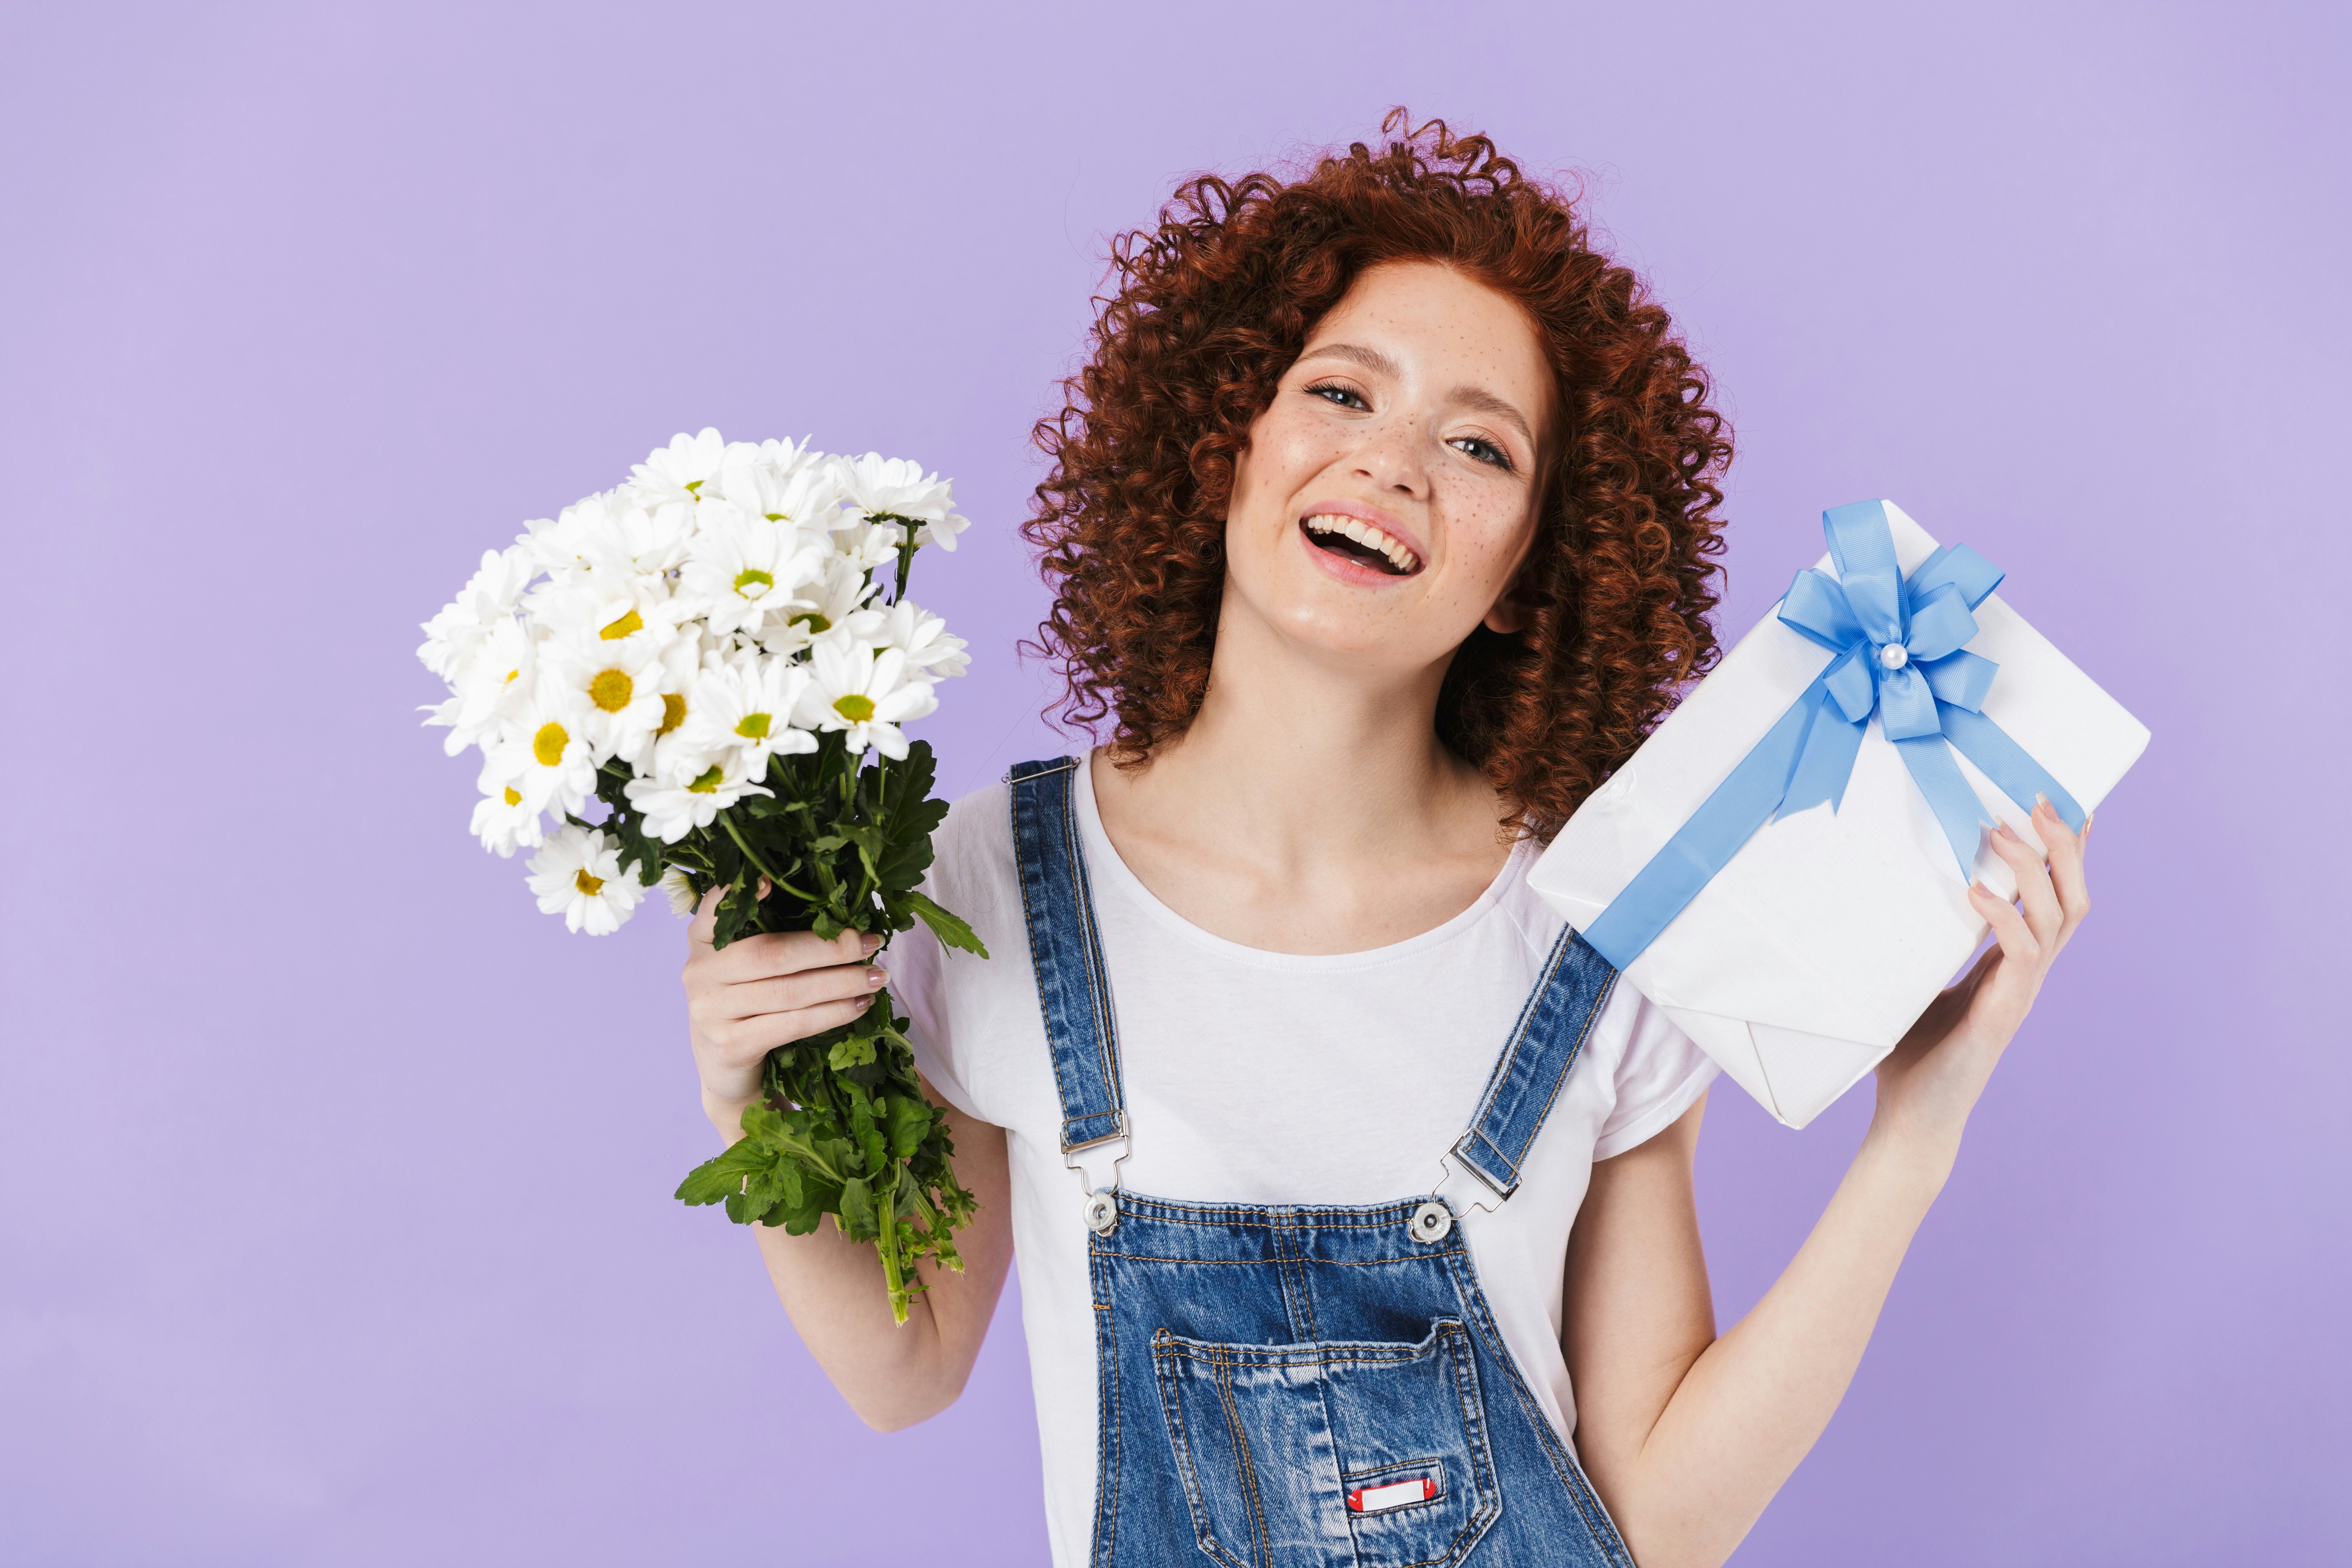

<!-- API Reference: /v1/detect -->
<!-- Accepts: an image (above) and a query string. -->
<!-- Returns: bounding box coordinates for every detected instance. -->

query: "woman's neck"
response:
[1086,601,1515,954]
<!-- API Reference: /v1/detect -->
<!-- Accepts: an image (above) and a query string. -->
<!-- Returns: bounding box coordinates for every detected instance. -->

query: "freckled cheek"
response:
[1249,411,1349,497]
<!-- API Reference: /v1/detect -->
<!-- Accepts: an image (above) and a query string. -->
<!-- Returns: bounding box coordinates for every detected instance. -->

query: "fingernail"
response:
[1996,820,2020,842]
[858,931,883,956]
[865,966,889,989]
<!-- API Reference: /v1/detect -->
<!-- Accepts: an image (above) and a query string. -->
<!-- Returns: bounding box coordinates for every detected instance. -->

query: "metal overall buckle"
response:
[1064,1113,1131,1236]
[1415,1140,1508,1245]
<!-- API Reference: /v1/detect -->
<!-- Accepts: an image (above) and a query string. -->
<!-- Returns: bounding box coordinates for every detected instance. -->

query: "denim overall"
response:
[1009,757,1637,1568]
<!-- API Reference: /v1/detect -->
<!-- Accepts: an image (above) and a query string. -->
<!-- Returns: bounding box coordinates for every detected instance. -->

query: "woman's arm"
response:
[684,889,1015,1432]
[720,1077,1013,1432]
[1566,801,2092,1568]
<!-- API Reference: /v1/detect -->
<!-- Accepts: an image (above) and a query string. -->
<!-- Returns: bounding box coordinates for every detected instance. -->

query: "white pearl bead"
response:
[1879,643,1909,670]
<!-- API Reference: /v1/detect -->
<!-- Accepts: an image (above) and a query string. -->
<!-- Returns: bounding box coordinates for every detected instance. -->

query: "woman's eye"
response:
[1305,382,1367,410]
[1452,436,1512,471]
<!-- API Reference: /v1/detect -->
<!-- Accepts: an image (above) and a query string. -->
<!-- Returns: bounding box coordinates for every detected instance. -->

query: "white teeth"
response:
[1303,513,1419,573]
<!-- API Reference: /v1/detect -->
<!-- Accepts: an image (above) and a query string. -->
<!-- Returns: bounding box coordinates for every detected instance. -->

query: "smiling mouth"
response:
[1301,513,1421,575]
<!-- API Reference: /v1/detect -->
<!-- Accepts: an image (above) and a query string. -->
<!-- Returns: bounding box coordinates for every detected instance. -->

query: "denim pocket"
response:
[1150,1317,1499,1568]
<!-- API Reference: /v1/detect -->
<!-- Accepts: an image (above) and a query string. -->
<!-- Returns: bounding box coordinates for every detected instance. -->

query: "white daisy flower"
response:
[795,639,937,761]
[418,546,536,682]
[522,490,691,584]
[871,597,971,678]
[683,655,819,773]
[625,750,774,843]
[624,428,732,509]
[718,444,846,530]
[421,614,540,755]
[468,748,546,857]
[915,510,970,552]
[677,502,826,638]
[526,825,644,935]
[492,688,598,818]
[837,452,954,525]
[831,513,906,575]
[659,865,702,915]
[637,630,701,759]
[544,631,670,767]
[756,554,880,658]
[524,568,683,662]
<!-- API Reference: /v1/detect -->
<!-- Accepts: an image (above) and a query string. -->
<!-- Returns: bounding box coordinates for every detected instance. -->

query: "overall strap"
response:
[1450,924,1620,1201]
[1007,756,1127,1154]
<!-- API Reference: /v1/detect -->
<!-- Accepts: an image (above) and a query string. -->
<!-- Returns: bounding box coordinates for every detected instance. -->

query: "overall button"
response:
[1408,1201,1452,1243]
[1082,1192,1118,1234]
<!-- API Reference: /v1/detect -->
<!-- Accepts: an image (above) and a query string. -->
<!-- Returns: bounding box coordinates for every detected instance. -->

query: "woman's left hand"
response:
[1871,795,2093,1158]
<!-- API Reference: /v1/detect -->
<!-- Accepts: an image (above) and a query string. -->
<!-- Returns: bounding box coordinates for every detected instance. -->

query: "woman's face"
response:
[1221,259,1552,674]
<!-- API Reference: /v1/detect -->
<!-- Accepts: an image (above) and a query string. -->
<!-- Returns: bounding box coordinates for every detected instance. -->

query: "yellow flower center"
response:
[684,479,703,494]
[599,608,643,640]
[504,666,520,684]
[575,868,605,897]
[590,668,633,713]
[832,693,876,723]
[733,568,773,597]
[532,722,568,765]
[657,693,687,735]
[736,712,771,740]
[765,512,787,522]
[686,765,724,794]
[503,787,521,806]
[789,611,830,634]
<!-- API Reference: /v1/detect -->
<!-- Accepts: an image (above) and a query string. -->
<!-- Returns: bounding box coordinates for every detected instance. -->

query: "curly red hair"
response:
[1023,111,1731,839]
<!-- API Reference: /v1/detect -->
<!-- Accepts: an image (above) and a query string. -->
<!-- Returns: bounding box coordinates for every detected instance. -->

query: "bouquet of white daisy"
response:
[417,428,989,1322]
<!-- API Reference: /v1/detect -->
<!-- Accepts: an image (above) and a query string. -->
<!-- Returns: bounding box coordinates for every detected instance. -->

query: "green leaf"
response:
[739,1098,786,1145]
[835,822,886,883]
[884,1093,933,1160]
[673,1137,773,1207]
[837,1176,878,1239]
[713,874,760,949]
[902,889,989,957]
[849,1095,887,1176]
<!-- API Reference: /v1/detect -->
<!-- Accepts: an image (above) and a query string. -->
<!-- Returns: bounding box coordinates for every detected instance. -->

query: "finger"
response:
[1969,878,2042,973]
[2036,796,2091,946]
[706,993,879,1058]
[688,884,725,947]
[722,959,888,1022]
[702,924,878,983]
[1988,820,2061,951]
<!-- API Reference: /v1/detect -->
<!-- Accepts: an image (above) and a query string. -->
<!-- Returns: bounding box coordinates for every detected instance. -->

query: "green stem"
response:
[720,814,786,889]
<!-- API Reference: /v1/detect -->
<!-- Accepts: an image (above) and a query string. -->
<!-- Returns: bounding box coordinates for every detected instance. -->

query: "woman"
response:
[680,116,2092,1568]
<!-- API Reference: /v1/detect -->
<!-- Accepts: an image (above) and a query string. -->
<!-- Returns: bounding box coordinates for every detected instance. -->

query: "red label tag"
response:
[1346,1476,1436,1512]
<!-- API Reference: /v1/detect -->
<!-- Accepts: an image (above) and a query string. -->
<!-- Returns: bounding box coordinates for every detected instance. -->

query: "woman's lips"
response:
[1296,516,1416,586]
[1297,498,1429,567]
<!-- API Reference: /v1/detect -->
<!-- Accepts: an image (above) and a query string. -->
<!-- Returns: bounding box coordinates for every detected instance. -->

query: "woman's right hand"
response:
[682,884,888,1139]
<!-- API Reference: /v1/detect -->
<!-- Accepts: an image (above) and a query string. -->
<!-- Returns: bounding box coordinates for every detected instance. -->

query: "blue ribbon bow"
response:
[1580,500,2086,971]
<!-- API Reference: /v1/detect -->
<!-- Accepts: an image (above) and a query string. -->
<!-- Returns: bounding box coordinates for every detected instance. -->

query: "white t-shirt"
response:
[894,753,1717,1567]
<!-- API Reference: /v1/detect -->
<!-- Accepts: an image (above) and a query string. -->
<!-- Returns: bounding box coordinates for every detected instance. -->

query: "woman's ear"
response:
[1482,569,1537,634]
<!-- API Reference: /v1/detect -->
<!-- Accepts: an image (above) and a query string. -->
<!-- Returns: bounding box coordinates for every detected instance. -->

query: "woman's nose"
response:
[1352,414,1429,497]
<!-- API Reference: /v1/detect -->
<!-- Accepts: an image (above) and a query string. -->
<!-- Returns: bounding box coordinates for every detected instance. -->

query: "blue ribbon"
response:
[1580,500,2086,971]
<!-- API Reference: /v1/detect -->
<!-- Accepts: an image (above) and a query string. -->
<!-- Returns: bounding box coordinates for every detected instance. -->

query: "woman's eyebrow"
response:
[1301,341,1405,380]
[1448,385,1535,448]
[1305,341,1535,450]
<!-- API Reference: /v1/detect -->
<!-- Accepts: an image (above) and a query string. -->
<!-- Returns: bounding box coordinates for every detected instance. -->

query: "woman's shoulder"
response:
[1486,829,1572,964]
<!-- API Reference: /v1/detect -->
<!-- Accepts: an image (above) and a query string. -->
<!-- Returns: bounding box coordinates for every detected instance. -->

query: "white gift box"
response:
[1528,501,2150,1129]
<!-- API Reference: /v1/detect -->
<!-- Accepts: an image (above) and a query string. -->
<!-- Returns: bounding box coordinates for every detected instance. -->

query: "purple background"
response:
[4,3,2345,1563]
